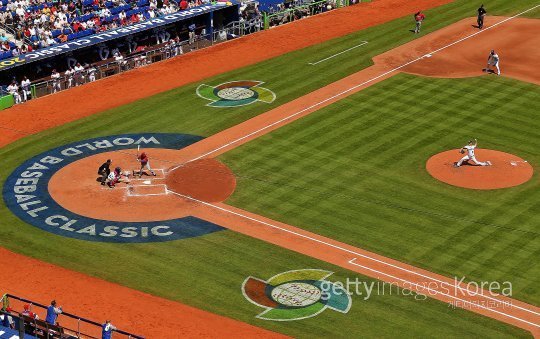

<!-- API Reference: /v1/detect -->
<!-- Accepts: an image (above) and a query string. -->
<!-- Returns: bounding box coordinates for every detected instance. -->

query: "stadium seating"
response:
[0,0,196,58]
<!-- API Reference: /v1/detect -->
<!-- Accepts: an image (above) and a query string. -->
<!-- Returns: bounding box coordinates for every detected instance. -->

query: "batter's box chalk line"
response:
[131,168,166,176]
[127,183,168,197]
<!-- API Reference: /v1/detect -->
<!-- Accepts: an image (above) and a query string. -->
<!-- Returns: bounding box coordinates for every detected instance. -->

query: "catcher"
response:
[454,139,492,167]
[106,167,131,188]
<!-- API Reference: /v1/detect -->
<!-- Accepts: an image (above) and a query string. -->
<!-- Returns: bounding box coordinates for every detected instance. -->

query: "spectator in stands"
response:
[73,20,83,32]
[179,0,188,10]
[45,300,62,325]
[119,10,127,25]
[1,307,15,329]
[21,43,31,54]
[58,32,68,43]
[22,304,39,319]
[0,33,8,43]
[101,320,117,339]
[11,45,21,56]
[1,41,11,52]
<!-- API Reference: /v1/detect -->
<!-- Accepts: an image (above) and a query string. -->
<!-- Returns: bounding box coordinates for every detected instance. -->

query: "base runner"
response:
[454,139,492,167]
[136,152,156,177]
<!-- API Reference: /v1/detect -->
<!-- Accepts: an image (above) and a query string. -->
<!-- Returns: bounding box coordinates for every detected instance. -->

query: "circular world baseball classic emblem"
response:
[3,133,225,243]
[270,282,323,307]
[242,269,351,321]
[196,80,276,107]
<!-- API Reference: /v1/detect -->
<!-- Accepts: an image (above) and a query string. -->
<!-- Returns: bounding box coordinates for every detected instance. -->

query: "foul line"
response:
[308,41,368,65]
[347,259,538,327]
[166,189,540,326]
[169,3,540,173]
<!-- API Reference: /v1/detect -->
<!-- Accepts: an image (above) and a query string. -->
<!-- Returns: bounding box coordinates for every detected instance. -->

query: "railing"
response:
[2,293,144,339]
[261,0,360,29]
[213,18,262,41]
[20,26,248,101]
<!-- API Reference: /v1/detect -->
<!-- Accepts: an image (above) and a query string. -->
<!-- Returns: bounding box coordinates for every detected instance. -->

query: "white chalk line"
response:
[129,177,165,181]
[127,183,168,196]
[166,189,540,325]
[348,259,539,328]
[308,41,368,65]
[170,3,540,173]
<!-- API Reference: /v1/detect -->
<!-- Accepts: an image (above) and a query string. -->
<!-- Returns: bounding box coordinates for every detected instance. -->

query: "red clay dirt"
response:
[426,149,534,189]
[2,6,540,339]
[400,17,540,84]
[49,149,235,221]
[0,247,285,339]
[0,0,453,147]
[166,159,236,202]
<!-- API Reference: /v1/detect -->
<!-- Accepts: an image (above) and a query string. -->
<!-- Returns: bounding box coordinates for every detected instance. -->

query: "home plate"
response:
[143,180,152,184]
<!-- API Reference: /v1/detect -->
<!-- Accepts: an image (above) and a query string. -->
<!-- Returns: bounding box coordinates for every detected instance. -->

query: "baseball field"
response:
[1,0,539,337]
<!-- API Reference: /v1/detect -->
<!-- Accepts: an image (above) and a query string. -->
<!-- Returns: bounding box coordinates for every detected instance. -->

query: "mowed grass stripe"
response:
[222,74,540,305]
[0,1,538,337]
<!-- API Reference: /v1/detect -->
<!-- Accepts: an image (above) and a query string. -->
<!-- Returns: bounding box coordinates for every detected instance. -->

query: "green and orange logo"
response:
[196,80,276,107]
[242,269,351,321]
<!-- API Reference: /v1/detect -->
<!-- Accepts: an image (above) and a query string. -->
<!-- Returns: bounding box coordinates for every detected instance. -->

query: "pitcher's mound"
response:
[426,149,533,190]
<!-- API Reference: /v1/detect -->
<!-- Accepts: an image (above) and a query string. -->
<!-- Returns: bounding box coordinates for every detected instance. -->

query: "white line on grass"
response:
[169,3,540,173]
[347,259,540,327]
[166,189,540,324]
[308,41,368,65]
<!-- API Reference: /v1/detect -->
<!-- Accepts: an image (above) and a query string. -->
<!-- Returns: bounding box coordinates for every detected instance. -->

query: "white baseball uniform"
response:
[7,84,21,104]
[21,79,31,101]
[487,53,500,75]
[456,145,490,166]
[87,67,97,82]
[51,71,61,92]
[65,69,74,88]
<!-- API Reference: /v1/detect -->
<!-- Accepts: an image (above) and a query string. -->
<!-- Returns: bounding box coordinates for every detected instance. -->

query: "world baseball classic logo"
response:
[242,269,351,321]
[196,80,276,107]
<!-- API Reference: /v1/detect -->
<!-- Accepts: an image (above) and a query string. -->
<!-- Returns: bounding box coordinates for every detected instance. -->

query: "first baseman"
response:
[454,139,492,167]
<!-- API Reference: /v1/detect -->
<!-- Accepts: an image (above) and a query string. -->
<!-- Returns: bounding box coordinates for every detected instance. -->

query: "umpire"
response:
[477,4,487,29]
[98,159,112,185]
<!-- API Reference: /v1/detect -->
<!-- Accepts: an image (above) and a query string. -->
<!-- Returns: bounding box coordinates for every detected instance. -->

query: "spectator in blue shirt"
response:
[102,320,117,339]
[45,300,63,325]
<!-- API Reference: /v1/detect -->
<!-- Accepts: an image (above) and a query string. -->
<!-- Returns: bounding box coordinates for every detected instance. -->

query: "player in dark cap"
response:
[98,159,112,185]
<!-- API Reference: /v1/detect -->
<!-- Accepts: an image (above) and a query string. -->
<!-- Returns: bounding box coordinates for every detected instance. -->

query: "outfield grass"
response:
[221,74,540,305]
[0,0,538,336]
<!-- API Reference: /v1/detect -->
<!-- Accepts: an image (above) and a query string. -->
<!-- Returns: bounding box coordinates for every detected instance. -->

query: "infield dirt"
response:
[2,4,540,338]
